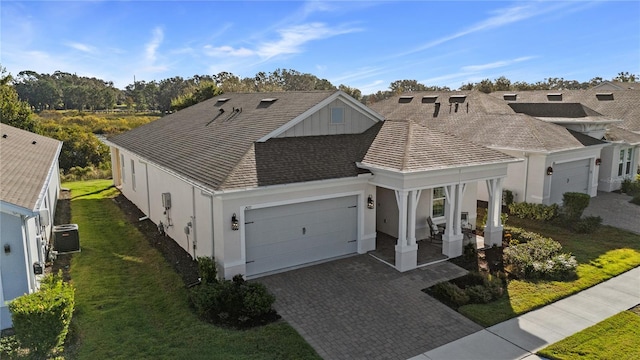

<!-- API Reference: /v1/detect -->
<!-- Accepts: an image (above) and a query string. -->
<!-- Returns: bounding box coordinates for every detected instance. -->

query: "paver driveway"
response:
[584,191,640,234]
[259,254,483,360]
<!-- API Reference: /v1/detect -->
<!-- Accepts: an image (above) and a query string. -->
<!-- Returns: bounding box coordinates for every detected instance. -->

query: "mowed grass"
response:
[460,213,640,326]
[64,180,320,360]
[538,308,640,360]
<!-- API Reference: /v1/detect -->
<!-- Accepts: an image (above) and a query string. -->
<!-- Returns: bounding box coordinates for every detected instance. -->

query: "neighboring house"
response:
[370,90,640,205]
[0,124,62,330]
[489,90,640,193]
[107,91,518,279]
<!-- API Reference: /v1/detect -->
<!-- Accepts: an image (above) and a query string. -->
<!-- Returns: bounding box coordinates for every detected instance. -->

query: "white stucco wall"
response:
[599,144,639,192]
[217,178,376,278]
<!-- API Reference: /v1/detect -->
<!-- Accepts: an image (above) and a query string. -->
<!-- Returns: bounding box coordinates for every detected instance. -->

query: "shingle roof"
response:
[108,91,339,190]
[0,124,61,212]
[369,91,588,153]
[489,90,640,134]
[222,122,382,189]
[361,121,515,172]
[605,126,640,145]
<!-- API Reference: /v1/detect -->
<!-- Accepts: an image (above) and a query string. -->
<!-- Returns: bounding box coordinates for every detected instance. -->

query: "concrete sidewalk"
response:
[409,266,640,360]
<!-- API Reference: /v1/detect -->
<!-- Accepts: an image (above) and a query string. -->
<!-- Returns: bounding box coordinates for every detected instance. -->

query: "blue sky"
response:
[2,1,639,93]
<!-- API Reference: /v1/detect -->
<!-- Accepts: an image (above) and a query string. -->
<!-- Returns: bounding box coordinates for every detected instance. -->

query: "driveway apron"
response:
[259,255,482,360]
[584,191,640,234]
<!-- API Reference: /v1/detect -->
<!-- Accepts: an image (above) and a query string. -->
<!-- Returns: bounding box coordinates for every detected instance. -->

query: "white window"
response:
[120,154,126,183]
[331,107,344,124]
[131,160,136,191]
[432,187,446,218]
[619,148,633,177]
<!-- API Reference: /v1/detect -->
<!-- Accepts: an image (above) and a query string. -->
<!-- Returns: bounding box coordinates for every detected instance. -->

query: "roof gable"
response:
[0,124,61,212]
[108,91,353,190]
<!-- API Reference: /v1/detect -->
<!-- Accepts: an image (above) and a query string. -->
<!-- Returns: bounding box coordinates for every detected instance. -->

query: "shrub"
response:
[430,282,469,308]
[504,237,577,280]
[188,275,275,327]
[504,226,550,243]
[8,271,75,358]
[508,202,559,221]
[466,285,493,304]
[561,192,591,220]
[502,189,514,206]
[631,194,640,206]
[196,256,218,284]
[621,178,640,197]
[572,215,602,234]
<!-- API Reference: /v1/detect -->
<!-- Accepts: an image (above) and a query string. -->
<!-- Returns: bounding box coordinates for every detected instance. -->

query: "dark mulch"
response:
[450,244,504,274]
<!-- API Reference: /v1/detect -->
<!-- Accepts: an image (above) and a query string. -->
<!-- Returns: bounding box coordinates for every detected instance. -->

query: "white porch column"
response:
[442,184,464,257]
[395,190,417,272]
[407,189,421,246]
[484,178,504,247]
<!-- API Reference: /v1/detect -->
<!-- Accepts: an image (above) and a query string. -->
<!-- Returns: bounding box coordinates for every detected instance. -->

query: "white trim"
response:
[257,91,384,142]
[239,191,364,270]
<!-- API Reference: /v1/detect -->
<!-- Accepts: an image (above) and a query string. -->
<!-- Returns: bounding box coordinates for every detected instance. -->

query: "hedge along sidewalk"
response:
[459,211,640,327]
[64,179,320,360]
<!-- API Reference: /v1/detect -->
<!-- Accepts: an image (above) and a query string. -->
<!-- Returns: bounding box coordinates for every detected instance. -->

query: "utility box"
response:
[162,193,172,209]
[53,224,80,253]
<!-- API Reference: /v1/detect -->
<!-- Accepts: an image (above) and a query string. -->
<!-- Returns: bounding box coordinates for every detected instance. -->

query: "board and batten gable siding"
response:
[0,212,29,329]
[275,98,377,138]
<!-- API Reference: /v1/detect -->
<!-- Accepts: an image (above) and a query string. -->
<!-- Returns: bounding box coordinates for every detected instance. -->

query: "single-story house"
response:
[369,89,640,205]
[0,124,62,330]
[107,91,519,279]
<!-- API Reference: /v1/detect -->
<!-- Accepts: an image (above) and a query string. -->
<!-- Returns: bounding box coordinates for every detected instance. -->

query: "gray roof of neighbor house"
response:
[369,91,591,153]
[489,89,640,136]
[0,124,62,212]
[109,91,382,191]
[361,121,515,172]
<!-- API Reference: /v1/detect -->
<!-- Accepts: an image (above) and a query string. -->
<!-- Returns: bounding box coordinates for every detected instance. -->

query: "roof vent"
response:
[32,140,37,145]
[449,95,467,103]
[422,95,437,103]
[216,98,230,103]
[260,98,278,103]
[547,93,562,101]
[503,93,517,101]
[399,95,414,103]
[2,134,6,138]
[595,92,614,101]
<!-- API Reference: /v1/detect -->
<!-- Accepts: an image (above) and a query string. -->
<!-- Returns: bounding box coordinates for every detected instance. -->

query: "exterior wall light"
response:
[595,158,601,166]
[367,195,375,209]
[546,166,554,175]
[3,244,10,254]
[231,213,239,231]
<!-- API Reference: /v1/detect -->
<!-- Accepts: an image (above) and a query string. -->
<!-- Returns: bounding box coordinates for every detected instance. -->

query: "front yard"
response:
[56,180,320,359]
[458,211,640,327]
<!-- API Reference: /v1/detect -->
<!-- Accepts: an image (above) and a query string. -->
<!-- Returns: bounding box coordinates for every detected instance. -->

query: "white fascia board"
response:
[105,142,215,196]
[256,91,384,142]
[357,157,522,176]
[0,201,34,217]
[212,175,371,200]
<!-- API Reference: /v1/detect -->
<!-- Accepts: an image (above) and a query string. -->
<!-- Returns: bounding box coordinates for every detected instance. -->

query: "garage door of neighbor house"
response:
[550,159,590,204]
[245,196,358,277]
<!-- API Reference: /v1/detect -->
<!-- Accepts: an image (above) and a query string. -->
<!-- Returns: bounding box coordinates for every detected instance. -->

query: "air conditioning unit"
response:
[53,224,80,253]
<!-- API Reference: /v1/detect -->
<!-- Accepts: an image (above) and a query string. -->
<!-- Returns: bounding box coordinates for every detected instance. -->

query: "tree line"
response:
[9,67,638,111]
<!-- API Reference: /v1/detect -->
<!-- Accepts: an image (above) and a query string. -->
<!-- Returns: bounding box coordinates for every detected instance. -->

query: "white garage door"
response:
[245,196,358,277]
[550,159,590,204]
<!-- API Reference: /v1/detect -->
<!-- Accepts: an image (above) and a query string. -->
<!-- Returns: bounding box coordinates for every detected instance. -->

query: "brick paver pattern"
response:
[259,254,482,360]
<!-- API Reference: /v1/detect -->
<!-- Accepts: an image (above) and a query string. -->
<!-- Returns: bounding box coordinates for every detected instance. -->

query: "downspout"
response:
[21,216,35,293]
[191,186,198,258]
[523,153,530,203]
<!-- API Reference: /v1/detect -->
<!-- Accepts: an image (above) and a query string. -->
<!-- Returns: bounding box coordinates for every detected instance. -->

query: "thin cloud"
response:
[65,42,96,54]
[461,56,535,72]
[203,45,255,57]
[257,23,360,59]
[396,3,571,58]
[145,27,163,62]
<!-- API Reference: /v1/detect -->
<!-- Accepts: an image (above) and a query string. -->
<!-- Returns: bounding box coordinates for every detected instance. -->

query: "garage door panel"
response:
[245,196,358,276]
[550,159,590,204]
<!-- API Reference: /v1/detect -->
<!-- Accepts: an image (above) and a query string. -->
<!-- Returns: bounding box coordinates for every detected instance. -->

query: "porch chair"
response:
[426,216,443,243]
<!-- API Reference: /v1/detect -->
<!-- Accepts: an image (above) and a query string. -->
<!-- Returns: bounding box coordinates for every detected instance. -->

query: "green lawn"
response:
[62,180,319,360]
[538,307,640,360]
[459,214,640,326]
